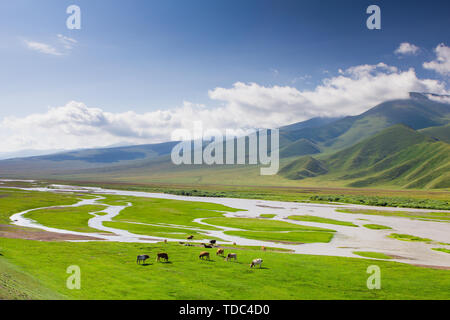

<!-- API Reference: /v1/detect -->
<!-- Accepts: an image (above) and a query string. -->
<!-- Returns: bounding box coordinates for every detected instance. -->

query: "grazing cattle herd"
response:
[136,241,266,268]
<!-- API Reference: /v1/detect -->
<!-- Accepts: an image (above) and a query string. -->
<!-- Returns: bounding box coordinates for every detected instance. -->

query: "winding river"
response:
[5,182,450,268]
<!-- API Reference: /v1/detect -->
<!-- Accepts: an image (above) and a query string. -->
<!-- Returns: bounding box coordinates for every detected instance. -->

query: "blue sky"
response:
[0,0,449,152]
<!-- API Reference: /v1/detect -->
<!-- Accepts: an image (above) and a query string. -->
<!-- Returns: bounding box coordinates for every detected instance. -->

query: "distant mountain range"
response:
[0,92,449,189]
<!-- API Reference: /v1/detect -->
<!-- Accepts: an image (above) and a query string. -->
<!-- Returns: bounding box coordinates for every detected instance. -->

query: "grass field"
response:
[336,208,450,221]
[388,233,433,243]
[102,221,220,241]
[224,230,334,243]
[0,189,81,224]
[24,205,107,233]
[363,224,392,230]
[202,217,335,232]
[288,215,358,227]
[433,248,450,254]
[260,214,276,218]
[1,186,449,300]
[99,195,242,230]
[1,239,449,300]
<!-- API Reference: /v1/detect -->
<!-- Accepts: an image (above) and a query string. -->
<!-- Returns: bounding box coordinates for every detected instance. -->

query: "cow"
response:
[136,254,150,265]
[250,258,263,268]
[209,240,217,245]
[261,246,266,251]
[203,243,213,248]
[199,251,210,260]
[226,253,237,261]
[187,235,194,240]
[156,253,169,262]
[216,248,224,256]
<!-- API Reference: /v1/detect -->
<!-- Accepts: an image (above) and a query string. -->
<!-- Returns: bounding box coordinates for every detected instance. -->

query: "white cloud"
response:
[0,62,448,152]
[24,34,77,56]
[395,42,420,56]
[423,43,450,76]
[425,93,450,104]
[57,34,77,50]
[24,40,62,56]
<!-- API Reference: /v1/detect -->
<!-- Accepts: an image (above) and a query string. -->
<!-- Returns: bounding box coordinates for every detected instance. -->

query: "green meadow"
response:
[1,239,450,300]
[25,205,107,233]
[0,187,449,300]
[363,224,392,230]
[102,221,219,241]
[224,230,334,244]
[336,208,450,222]
[202,217,335,232]
[99,195,242,230]
[288,215,358,227]
[0,189,80,224]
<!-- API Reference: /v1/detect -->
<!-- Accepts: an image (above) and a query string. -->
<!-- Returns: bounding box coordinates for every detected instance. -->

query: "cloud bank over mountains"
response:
[423,43,450,76]
[1,45,449,153]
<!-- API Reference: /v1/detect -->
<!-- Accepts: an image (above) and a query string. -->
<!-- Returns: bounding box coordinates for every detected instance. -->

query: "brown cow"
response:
[261,246,266,251]
[156,253,169,262]
[216,248,224,256]
[226,253,237,261]
[199,251,210,260]
[187,235,194,240]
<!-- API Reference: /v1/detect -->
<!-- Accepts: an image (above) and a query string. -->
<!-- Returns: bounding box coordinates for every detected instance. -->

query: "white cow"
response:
[250,258,263,268]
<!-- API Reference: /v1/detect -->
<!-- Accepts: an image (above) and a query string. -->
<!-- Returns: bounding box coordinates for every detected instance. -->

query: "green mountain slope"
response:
[280,125,450,189]
[279,139,321,158]
[420,124,450,143]
[282,93,450,152]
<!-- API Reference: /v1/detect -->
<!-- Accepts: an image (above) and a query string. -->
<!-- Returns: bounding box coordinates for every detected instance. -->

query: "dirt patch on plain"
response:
[387,254,414,260]
[273,240,304,245]
[0,224,103,242]
[257,205,285,209]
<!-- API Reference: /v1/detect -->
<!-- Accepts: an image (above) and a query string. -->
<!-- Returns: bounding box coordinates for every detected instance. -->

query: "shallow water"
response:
[6,182,450,267]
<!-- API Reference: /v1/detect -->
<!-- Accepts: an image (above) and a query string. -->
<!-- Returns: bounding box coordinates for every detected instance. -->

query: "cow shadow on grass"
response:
[158,261,172,264]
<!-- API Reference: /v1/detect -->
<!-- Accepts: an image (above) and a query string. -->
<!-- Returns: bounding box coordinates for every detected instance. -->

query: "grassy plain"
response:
[363,224,392,230]
[336,208,450,221]
[1,186,449,300]
[24,205,107,233]
[1,239,449,300]
[288,215,358,227]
